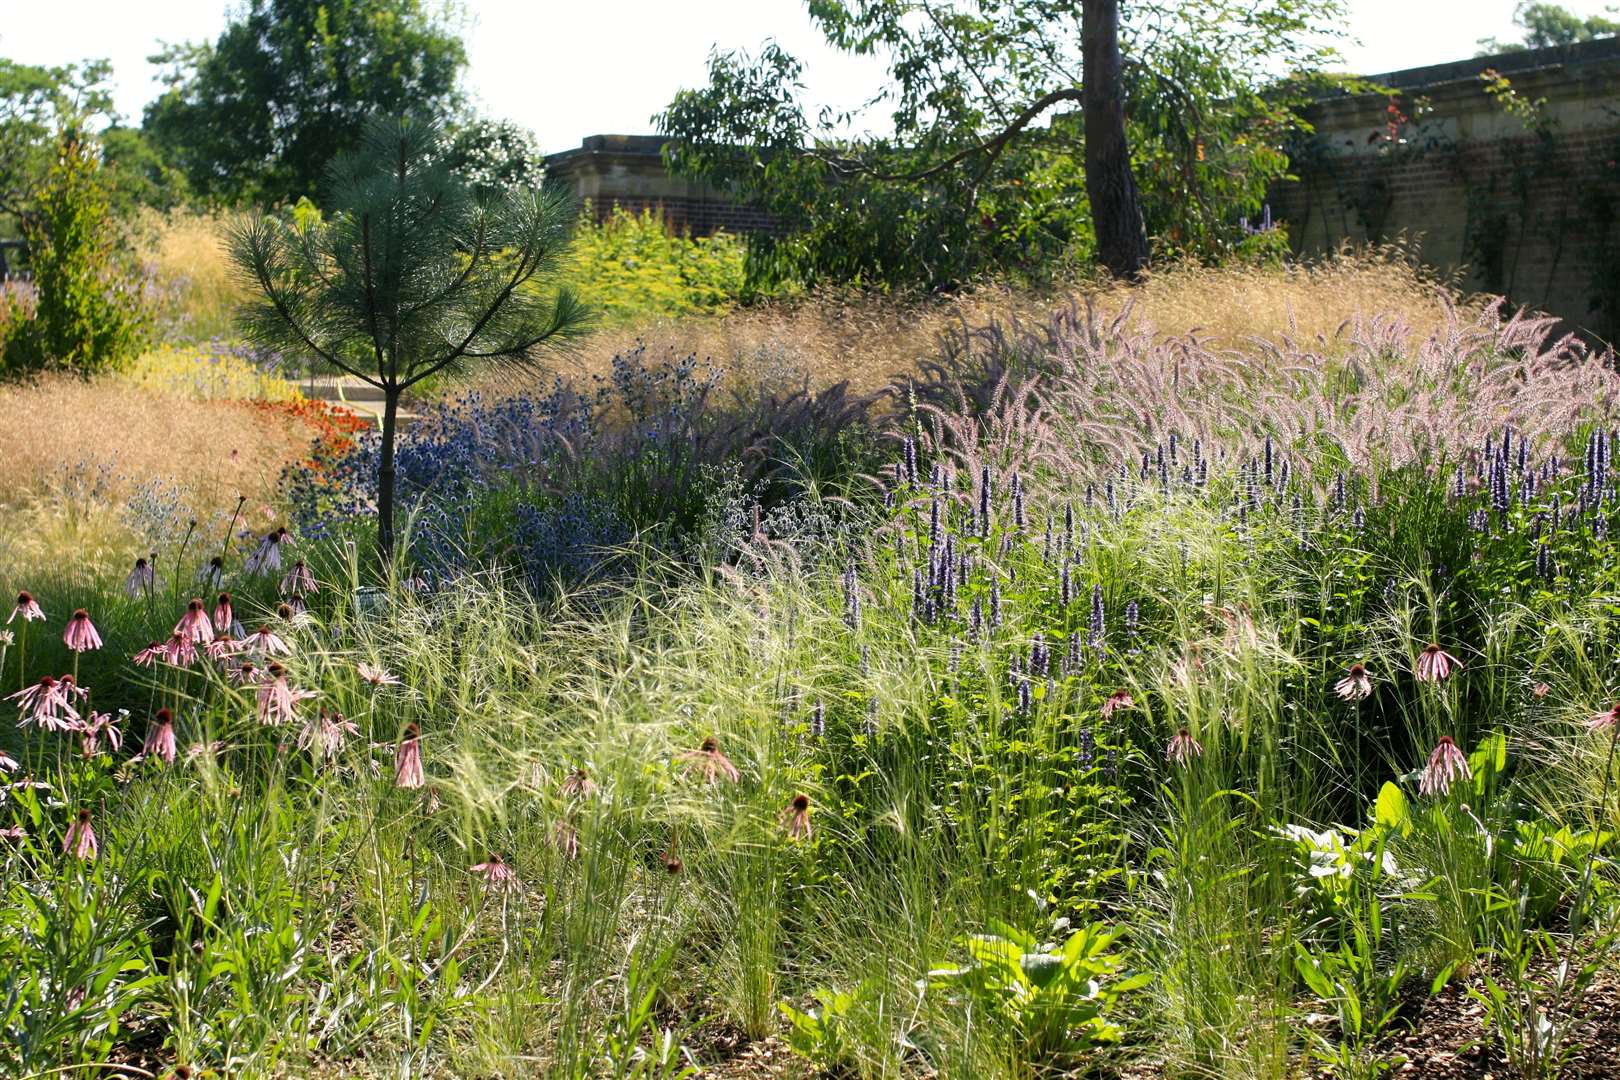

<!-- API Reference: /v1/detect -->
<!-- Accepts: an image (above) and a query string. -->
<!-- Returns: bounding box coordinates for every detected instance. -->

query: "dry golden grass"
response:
[127,206,250,341]
[0,375,308,578]
[537,246,1471,398]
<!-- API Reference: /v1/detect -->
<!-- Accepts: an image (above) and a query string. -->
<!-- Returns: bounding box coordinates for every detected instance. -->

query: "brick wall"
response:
[1271,38,1620,337]
[544,134,773,237]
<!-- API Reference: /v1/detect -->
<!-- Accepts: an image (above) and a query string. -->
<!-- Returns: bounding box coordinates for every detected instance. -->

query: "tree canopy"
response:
[1478,2,1620,54]
[657,0,1344,291]
[0,57,114,227]
[144,0,469,206]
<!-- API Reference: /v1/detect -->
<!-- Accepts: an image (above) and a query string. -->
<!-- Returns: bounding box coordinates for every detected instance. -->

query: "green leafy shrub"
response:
[927,920,1148,1062]
[6,135,152,375]
[566,204,752,321]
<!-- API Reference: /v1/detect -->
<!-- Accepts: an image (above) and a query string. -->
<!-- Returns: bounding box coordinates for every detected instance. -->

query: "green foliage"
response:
[440,115,547,202]
[658,0,1347,289]
[144,0,468,205]
[0,56,114,227]
[567,205,751,321]
[779,983,868,1073]
[5,135,152,375]
[1477,1,1620,54]
[928,920,1148,1061]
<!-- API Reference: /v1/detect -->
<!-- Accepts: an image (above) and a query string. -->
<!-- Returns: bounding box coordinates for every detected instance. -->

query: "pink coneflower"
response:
[356,662,399,688]
[469,854,519,889]
[132,641,165,667]
[661,836,684,875]
[560,767,598,799]
[212,593,235,634]
[7,591,43,624]
[1533,682,1552,699]
[231,660,262,685]
[184,740,225,763]
[8,675,78,731]
[141,709,177,764]
[783,793,813,840]
[552,820,580,859]
[394,723,424,788]
[1590,704,1620,733]
[1419,736,1473,797]
[1101,690,1135,718]
[79,711,123,758]
[1334,663,1374,701]
[198,555,225,589]
[124,557,155,597]
[1415,643,1461,683]
[1166,728,1204,766]
[239,625,291,656]
[0,825,25,841]
[678,736,741,783]
[280,559,317,598]
[64,808,97,860]
[0,750,17,772]
[57,674,87,703]
[244,529,285,576]
[299,708,358,760]
[205,633,239,661]
[174,599,214,644]
[160,631,197,667]
[62,609,102,652]
[256,663,315,725]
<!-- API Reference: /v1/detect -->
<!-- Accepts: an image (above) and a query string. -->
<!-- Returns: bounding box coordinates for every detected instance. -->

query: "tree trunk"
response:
[377,389,400,566]
[1082,0,1150,281]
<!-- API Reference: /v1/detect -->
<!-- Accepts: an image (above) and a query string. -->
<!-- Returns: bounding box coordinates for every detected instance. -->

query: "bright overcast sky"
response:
[2,0,1615,152]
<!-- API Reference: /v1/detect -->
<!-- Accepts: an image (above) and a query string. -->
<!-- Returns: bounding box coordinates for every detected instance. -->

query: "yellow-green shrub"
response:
[565,204,751,322]
[120,342,301,402]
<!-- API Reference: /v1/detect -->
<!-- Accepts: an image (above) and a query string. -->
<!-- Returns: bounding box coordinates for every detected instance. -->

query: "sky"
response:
[2,0,1616,153]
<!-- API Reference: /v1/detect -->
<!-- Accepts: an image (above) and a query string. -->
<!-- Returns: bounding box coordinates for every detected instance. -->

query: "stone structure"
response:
[543,134,771,235]
[1271,38,1620,338]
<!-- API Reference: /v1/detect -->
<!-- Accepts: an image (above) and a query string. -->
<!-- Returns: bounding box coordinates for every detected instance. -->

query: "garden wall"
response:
[543,134,771,236]
[1271,37,1620,338]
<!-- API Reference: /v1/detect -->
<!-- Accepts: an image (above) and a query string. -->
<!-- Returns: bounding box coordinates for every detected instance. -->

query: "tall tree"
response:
[1478,2,1620,54]
[658,0,1342,289]
[0,57,114,229]
[230,115,590,564]
[1083,0,1149,279]
[145,0,467,205]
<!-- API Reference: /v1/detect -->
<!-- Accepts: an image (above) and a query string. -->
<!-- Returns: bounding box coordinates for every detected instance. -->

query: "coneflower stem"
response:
[1572,722,1619,936]
[220,494,246,569]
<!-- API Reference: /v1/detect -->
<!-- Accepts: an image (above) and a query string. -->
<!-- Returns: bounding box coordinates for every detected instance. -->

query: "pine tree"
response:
[231,113,590,564]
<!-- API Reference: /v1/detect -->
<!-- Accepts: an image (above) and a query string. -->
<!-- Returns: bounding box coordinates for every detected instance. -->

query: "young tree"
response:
[230,114,590,564]
[8,134,152,374]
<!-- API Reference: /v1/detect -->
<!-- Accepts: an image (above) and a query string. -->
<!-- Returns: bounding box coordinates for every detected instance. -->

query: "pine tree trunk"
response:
[377,389,400,566]
[1082,0,1150,281]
